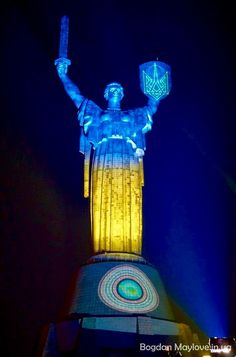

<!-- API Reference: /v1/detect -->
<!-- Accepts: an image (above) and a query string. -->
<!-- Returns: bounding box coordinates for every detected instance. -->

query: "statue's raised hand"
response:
[54,57,71,78]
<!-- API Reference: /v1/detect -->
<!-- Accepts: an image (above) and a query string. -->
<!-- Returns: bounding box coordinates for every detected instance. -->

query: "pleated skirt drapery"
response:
[91,138,143,255]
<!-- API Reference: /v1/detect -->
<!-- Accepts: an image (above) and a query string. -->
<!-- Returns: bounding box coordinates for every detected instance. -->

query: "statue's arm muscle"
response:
[59,74,85,109]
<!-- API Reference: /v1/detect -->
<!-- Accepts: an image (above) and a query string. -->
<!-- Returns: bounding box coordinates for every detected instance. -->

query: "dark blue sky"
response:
[0,0,235,355]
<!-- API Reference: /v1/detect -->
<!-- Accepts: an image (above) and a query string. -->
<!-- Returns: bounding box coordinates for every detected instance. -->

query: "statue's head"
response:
[104,82,124,102]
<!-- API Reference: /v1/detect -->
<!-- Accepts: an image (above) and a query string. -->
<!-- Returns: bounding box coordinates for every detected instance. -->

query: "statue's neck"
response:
[107,98,121,111]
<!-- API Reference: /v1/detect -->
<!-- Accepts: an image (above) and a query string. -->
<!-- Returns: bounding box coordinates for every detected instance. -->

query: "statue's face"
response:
[104,83,124,101]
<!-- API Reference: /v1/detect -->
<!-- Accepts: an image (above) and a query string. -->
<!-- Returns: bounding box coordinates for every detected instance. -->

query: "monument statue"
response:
[54,16,171,255]
[37,17,197,356]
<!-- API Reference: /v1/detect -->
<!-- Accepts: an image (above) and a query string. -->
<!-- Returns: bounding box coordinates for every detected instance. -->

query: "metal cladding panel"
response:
[39,319,187,356]
[69,261,173,321]
[138,317,179,336]
[83,316,137,333]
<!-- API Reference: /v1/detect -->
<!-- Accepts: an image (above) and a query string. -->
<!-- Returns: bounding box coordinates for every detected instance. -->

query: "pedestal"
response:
[38,254,197,356]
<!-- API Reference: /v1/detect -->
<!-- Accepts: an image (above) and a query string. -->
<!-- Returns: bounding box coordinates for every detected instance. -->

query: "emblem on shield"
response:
[139,61,172,101]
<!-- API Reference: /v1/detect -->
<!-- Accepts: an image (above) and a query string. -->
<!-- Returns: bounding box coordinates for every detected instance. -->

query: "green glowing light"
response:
[117,279,143,300]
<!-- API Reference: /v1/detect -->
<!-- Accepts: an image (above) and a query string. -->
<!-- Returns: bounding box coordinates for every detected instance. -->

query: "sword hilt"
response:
[54,57,71,77]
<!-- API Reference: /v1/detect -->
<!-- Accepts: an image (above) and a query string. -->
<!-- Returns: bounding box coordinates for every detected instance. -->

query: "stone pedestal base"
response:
[37,254,198,356]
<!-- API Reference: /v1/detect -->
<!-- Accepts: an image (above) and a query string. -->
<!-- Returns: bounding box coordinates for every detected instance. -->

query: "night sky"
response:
[0,0,235,356]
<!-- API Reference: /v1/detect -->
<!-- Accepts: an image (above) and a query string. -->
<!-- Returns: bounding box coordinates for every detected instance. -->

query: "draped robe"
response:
[78,99,153,255]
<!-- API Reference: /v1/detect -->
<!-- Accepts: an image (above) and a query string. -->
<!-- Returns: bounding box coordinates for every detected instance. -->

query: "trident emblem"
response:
[139,61,171,101]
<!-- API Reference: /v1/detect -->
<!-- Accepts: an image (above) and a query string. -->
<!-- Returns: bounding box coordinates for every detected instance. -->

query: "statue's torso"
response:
[80,100,150,151]
[98,110,134,139]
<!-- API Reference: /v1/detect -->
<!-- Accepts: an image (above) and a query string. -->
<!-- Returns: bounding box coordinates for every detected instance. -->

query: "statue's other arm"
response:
[138,98,159,135]
[146,98,159,115]
[55,58,85,109]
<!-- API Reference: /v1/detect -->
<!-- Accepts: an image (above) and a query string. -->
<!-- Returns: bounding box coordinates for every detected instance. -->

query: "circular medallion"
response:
[98,265,159,313]
[116,279,143,300]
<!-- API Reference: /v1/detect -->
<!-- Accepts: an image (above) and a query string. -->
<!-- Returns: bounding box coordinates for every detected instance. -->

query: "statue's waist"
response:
[97,135,127,144]
[96,136,137,150]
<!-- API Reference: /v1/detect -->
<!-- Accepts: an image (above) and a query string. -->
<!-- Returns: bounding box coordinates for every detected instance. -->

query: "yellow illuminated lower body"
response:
[91,139,143,255]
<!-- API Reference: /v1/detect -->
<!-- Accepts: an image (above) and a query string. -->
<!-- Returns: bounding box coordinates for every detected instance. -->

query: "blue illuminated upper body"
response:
[55,59,159,156]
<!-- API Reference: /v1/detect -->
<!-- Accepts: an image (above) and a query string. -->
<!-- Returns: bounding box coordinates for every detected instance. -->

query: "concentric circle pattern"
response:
[98,265,159,313]
[117,279,143,300]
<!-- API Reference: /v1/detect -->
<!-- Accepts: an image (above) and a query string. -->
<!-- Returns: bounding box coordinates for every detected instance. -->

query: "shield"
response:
[139,61,172,101]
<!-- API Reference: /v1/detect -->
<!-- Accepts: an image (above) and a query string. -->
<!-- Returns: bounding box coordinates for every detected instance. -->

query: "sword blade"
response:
[59,15,69,58]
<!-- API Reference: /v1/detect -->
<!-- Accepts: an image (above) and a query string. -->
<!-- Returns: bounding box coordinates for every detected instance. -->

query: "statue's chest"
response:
[99,111,133,137]
[100,111,131,123]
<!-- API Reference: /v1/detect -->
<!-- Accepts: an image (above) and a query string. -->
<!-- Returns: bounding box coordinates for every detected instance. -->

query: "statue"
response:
[54,17,171,255]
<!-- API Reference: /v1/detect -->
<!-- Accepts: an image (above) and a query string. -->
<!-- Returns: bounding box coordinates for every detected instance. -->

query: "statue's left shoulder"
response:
[129,106,149,121]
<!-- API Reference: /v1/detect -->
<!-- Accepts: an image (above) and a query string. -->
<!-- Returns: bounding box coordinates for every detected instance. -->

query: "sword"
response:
[59,15,70,59]
[55,15,71,69]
